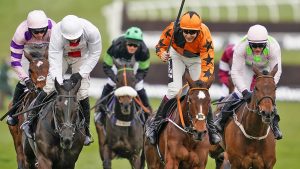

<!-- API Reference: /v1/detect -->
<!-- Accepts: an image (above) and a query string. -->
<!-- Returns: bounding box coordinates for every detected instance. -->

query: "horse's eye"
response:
[255,87,258,91]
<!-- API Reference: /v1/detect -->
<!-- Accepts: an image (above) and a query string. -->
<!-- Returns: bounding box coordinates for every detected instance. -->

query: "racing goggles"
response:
[249,42,267,49]
[182,29,198,35]
[29,27,48,34]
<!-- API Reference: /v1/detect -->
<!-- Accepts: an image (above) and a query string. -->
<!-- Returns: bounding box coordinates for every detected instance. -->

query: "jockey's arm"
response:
[79,26,102,79]
[103,53,116,82]
[269,39,282,84]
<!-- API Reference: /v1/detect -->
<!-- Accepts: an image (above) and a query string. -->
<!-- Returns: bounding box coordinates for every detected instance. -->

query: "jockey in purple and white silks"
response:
[22,15,102,145]
[7,10,56,126]
[214,24,283,140]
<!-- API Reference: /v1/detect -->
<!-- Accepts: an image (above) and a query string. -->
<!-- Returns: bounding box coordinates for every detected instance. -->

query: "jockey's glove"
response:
[25,78,36,92]
[135,69,148,83]
[242,89,252,103]
[70,72,82,84]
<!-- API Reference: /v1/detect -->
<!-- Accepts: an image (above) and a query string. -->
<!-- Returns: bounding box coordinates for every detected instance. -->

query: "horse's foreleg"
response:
[8,124,25,169]
[102,144,112,169]
[37,155,52,169]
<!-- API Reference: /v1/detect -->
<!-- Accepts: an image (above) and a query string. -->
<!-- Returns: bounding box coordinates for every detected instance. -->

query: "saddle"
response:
[156,95,186,135]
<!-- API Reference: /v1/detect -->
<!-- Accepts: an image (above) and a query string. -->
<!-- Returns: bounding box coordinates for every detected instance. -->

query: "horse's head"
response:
[24,50,49,89]
[114,58,136,88]
[252,64,278,123]
[114,86,137,115]
[54,78,81,149]
[183,71,214,141]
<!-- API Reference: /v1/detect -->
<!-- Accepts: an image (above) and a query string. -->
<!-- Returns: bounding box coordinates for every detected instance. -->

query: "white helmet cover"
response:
[247,24,268,43]
[27,10,48,29]
[60,15,83,40]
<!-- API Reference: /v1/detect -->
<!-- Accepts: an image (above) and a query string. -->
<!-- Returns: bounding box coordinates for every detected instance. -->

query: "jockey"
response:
[21,15,102,145]
[7,10,56,126]
[214,24,283,140]
[95,26,151,125]
[146,11,221,145]
[218,44,256,97]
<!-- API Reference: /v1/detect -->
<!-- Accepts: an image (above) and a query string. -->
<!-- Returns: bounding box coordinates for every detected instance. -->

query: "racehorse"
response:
[95,59,145,169]
[8,49,49,169]
[26,79,85,169]
[144,71,214,169]
[210,65,278,169]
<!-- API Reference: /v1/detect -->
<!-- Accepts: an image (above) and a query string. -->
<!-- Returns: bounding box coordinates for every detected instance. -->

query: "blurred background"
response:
[0,0,299,168]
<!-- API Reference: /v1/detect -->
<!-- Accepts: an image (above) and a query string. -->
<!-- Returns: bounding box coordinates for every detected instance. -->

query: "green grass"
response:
[0,98,299,169]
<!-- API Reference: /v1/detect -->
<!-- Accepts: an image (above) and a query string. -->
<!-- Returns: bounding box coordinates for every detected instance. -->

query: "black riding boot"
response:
[214,94,239,132]
[22,90,47,139]
[95,84,114,125]
[137,88,152,113]
[272,109,283,140]
[80,97,93,146]
[146,96,169,145]
[207,107,221,145]
[7,82,25,126]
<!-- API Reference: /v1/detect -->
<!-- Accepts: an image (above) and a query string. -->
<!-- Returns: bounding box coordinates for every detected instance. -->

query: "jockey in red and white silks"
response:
[231,27,282,97]
[44,15,102,100]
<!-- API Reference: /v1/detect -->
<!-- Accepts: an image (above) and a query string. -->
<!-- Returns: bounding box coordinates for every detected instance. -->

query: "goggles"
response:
[249,42,266,49]
[29,27,48,34]
[182,29,198,35]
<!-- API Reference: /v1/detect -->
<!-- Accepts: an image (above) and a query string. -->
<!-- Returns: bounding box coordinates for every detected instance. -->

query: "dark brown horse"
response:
[26,79,85,169]
[95,59,145,169]
[8,49,49,169]
[211,65,278,169]
[145,72,214,169]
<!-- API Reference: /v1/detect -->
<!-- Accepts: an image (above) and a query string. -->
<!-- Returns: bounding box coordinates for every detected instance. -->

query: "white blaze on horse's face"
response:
[64,100,68,106]
[36,61,43,67]
[196,91,206,121]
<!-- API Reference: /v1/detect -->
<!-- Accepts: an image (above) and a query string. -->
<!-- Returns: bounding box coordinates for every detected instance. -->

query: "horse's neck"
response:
[241,102,269,136]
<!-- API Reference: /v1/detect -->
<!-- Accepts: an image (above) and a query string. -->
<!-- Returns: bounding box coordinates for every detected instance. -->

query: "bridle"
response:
[53,92,84,138]
[248,75,276,116]
[167,87,209,136]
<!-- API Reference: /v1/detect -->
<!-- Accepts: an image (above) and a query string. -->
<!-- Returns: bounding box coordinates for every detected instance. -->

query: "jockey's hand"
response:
[161,51,170,62]
[70,72,82,84]
[242,89,252,103]
[25,78,36,92]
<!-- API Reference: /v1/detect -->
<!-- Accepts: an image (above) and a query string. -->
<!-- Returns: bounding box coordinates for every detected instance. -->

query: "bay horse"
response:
[8,48,49,169]
[26,79,85,169]
[145,71,214,169]
[210,65,278,169]
[95,59,145,169]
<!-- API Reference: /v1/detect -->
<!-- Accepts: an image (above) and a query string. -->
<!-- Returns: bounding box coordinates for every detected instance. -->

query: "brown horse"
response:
[95,59,146,169]
[211,65,278,169]
[8,50,49,169]
[145,72,214,169]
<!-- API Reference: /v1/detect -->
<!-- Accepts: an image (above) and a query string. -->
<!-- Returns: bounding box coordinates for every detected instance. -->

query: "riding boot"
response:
[22,90,47,139]
[137,88,152,113]
[95,84,114,126]
[214,93,239,132]
[271,109,283,140]
[207,106,221,145]
[7,82,25,126]
[146,95,169,145]
[80,97,94,146]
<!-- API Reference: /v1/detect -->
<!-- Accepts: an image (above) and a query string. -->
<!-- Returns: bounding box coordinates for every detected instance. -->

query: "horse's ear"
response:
[270,64,278,77]
[184,70,195,88]
[54,78,62,94]
[252,64,262,76]
[205,74,215,88]
[24,51,33,61]
[72,79,82,94]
